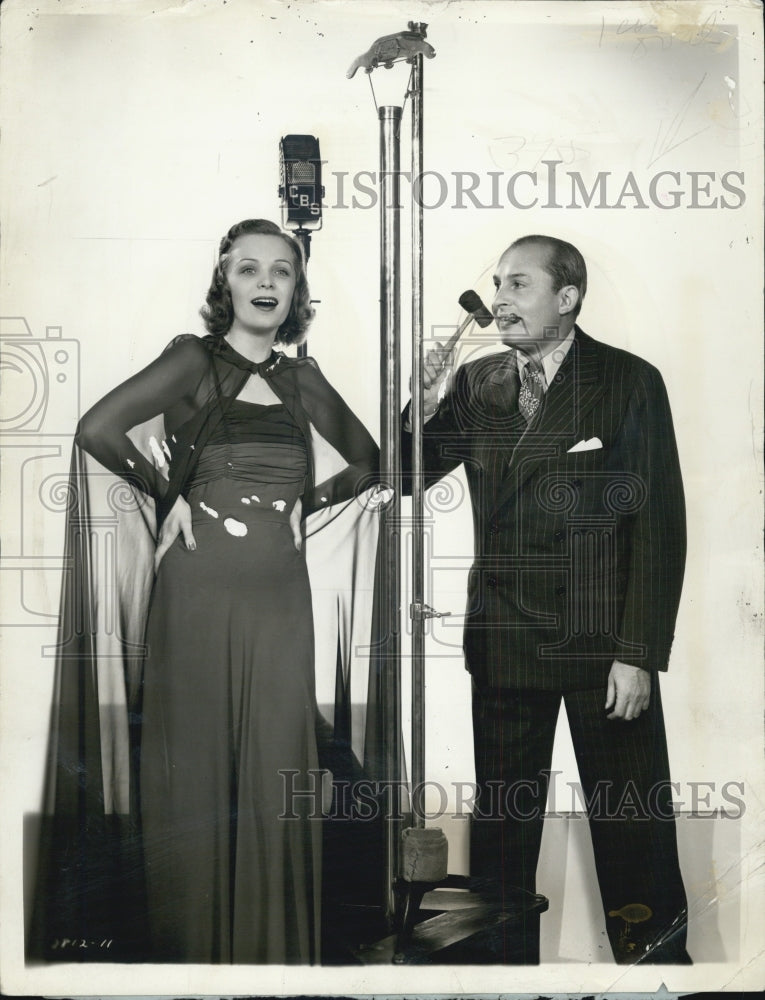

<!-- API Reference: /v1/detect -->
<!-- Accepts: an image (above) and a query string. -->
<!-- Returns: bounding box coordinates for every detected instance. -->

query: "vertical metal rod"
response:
[409,50,426,828]
[294,228,311,359]
[379,104,403,924]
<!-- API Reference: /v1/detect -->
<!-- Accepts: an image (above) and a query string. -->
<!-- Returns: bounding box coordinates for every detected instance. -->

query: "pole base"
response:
[401,826,448,882]
[339,874,548,965]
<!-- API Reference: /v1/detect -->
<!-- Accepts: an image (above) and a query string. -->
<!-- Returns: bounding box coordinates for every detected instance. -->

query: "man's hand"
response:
[605,660,651,721]
[154,494,195,573]
[289,496,303,552]
[420,342,452,416]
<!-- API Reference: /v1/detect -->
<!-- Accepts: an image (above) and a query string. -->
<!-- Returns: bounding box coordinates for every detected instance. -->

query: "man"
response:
[402,235,690,964]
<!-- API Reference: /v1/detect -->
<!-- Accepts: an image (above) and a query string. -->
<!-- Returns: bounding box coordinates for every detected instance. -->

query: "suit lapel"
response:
[491,329,607,515]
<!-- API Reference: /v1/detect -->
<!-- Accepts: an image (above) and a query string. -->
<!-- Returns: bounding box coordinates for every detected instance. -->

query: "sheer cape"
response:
[30,334,386,961]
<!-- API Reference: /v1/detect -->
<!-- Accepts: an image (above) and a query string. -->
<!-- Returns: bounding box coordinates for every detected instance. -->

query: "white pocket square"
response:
[567,437,603,453]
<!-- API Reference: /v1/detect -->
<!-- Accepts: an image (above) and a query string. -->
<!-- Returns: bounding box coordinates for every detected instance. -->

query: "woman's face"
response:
[225,233,297,336]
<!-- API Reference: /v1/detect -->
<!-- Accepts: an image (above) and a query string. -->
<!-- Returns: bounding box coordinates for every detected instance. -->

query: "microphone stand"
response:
[409,27,426,836]
[346,22,548,964]
[378,99,403,928]
[292,228,311,359]
[349,19,448,941]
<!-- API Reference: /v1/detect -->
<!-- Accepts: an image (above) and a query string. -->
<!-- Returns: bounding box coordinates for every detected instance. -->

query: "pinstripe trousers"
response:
[470,677,691,964]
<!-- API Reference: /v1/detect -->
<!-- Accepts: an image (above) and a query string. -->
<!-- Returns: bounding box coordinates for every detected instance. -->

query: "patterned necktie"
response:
[518,358,545,423]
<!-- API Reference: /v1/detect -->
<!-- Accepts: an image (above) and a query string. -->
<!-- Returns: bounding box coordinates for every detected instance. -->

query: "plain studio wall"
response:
[0,0,762,995]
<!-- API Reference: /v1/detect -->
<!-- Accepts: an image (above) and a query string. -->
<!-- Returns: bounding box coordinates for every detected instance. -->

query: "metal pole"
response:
[409,48,426,828]
[295,228,311,358]
[379,104,403,925]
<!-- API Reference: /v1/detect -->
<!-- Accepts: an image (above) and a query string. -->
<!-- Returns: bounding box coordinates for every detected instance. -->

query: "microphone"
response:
[443,290,494,354]
[278,134,324,233]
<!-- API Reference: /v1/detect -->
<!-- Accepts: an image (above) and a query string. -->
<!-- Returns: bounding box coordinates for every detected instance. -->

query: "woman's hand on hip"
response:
[289,497,303,552]
[155,494,196,573]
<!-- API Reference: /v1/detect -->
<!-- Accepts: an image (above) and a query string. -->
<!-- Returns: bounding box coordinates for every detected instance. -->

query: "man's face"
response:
[492,243,572,354]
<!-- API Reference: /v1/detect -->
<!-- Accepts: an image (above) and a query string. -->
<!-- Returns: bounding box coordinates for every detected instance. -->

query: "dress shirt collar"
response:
[514,328,576,391]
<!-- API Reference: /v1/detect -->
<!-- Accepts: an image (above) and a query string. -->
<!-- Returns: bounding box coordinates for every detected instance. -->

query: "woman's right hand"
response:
[154,494,196,573]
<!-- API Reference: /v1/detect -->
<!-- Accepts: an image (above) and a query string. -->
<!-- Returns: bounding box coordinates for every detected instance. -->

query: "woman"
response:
[40,219,379,964]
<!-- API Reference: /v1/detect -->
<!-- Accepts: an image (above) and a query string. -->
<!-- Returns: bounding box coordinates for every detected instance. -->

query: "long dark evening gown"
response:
[32,336,380,966]
[140,400,321,963]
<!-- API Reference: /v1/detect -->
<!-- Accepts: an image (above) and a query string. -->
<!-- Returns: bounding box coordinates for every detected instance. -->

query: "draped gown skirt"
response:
[139,402,321,964]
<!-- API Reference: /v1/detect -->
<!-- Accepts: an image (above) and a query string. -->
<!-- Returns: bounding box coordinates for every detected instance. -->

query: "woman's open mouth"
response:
[251,297,278,311]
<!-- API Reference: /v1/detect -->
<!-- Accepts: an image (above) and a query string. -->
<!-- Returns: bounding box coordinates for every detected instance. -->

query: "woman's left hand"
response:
[289,496,303,552]
[154,494,195,574]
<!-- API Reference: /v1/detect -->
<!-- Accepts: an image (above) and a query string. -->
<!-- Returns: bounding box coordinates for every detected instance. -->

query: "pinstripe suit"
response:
[402,327,690,963]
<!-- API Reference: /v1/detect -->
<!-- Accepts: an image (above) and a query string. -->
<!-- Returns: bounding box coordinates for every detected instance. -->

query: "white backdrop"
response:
[1,0,763,995]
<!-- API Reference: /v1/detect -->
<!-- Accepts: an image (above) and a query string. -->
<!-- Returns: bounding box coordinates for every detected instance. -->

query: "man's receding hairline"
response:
[500,238,557,282]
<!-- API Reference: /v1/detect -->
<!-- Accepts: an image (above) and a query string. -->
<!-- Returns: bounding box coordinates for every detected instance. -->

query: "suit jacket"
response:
[402,328,686,691]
